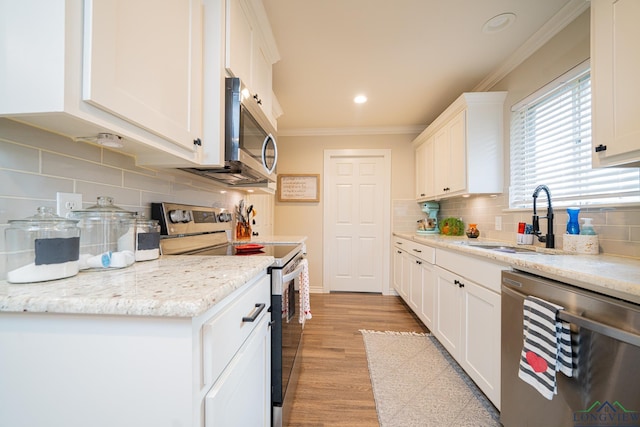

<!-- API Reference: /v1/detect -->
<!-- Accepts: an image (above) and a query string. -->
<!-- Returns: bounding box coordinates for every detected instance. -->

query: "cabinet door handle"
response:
[242,303,266,322]
[416,260,422,265]
[412,249,422,253]
[454,279,465,288]
[594,144,607,153]
[397,250,402,254]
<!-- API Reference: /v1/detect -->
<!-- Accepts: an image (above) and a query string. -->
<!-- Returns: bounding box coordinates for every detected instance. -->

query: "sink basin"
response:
[464,244,538,254]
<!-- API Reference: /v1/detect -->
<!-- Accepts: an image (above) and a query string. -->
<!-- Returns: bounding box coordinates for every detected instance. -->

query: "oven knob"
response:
[168,209,191,223]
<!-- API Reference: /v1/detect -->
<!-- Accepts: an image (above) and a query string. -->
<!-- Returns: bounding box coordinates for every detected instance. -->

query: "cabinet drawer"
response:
[202,274,270,386]
[436,249,507,293]
[394,237,435,264]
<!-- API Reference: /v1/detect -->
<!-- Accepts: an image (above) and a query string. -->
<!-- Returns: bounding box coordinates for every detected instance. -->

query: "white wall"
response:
[273,133,417,292]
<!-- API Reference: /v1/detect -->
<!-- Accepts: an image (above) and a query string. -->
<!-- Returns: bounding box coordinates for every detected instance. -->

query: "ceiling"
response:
[262,0,589,135]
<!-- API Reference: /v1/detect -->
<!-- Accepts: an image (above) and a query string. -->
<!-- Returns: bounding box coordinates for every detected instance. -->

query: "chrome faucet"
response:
[532,185,555,248]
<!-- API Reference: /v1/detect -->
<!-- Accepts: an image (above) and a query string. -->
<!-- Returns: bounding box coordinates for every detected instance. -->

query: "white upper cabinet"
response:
[591,0,640,167]
[83,0,203,153]
[0,0,204,166]
[225,0,280,126]
[415,137,434,199]
[413,92,507,201]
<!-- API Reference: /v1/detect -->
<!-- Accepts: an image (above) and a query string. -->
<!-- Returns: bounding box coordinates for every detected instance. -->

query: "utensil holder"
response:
[236,222,252,240]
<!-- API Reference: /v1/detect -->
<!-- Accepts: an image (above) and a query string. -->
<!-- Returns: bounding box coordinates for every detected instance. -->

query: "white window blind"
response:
[510,65,640,209]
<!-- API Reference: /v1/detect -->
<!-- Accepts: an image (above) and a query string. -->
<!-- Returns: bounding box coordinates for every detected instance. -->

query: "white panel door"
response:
[324,150,391,293]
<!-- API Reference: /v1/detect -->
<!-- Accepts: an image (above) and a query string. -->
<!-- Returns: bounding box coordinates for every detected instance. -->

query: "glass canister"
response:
[69,196,136,270]
[134,216,161,261]
[5,207,80,283]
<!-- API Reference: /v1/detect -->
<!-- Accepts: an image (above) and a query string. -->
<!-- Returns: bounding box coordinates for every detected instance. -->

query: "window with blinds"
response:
[509,62,640,209]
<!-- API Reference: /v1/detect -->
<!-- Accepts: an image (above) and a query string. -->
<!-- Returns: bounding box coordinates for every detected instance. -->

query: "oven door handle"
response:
[242,303,266,323]
[282,261,306,283]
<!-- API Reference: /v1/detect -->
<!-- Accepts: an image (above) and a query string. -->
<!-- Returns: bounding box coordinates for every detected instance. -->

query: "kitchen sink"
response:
[462,243,539,254]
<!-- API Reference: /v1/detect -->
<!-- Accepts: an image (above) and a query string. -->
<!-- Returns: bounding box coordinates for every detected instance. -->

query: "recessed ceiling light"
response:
[354,95,367,104]
[482,13,516,33]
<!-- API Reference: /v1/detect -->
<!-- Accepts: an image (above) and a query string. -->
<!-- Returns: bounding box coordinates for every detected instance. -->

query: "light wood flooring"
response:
[287,292,428,427]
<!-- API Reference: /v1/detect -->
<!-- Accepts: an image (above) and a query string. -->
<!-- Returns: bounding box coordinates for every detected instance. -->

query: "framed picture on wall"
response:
[277,174,320,202]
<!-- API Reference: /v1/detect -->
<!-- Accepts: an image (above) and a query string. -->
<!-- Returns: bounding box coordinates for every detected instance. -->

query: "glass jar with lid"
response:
[134,216,161,261]
[5,206,80,283]
[69,196,136,270]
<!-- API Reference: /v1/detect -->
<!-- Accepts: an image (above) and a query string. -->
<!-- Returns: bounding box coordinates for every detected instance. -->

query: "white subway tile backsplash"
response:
[0,121,248,279]
[102,148,157,176]
[0,169,74,199]
[123,171,172,194]
[0,140,39,172]
[42,152,123,186]
[439,194,639,258]
[75,181,144,210]
[0,119,102,162]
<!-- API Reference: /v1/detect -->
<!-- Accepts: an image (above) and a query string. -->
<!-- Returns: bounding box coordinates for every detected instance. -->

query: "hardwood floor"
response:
[287,292,428,427]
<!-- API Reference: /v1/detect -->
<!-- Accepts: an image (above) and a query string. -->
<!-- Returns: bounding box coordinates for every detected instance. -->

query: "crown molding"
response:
[473,0,590,91]
[277,125,424,137]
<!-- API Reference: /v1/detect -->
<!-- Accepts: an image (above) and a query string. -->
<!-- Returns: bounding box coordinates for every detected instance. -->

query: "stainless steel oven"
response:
[151,202,305,427]
[270,252,305,427]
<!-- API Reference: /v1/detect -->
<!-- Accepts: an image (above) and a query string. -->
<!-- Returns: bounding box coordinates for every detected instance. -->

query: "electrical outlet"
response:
[494,216,502,231]
[56,192,82,217]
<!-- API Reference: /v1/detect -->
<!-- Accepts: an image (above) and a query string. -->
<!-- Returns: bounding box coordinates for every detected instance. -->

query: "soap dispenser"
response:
[580,218,596,235]
[566,207,580,234]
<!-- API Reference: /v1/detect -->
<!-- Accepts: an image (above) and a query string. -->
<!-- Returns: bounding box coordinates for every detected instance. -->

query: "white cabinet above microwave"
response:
[0,0,208,167]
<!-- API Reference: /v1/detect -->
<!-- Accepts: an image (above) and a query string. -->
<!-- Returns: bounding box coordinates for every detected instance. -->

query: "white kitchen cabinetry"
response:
[434,249,507,409]
[83,0,202,152]
[0,272,271,427]
[392,236,435,330]
[415,137,435,199]
[225,0,280,126]
[0,0,205,166]
[413,92,507,201]
[205,303,271,426]
[591,0,640,167]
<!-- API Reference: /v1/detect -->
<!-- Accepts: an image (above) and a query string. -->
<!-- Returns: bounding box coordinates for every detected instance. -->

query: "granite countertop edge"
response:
[0,255,275,318]
[394,232,640,304]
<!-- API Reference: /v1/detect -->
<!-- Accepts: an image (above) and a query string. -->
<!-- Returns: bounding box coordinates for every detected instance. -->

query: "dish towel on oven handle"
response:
[298,258,312,326]
[518,296,573,400]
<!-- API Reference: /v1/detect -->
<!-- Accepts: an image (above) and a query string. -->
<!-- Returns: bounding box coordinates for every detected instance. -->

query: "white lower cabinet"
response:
[461,277,501,409]
[435,250,505,410]
[205,310,271,426]
[0,272,271,427]
[416,258,435,331]
[392,236,435,331]
[391,237,504,410]
[434,266,463,359]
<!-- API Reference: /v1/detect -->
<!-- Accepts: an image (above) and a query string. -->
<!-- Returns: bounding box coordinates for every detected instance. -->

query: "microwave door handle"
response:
[262,134,277,174]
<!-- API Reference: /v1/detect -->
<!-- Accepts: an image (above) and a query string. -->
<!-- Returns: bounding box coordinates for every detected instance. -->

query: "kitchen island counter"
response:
[231,235,307,245]
[0,255,274,317]
[394,232,640,304]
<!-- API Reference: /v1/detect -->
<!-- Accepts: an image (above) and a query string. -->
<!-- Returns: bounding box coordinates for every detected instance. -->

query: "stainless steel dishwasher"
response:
[501,270,640,427]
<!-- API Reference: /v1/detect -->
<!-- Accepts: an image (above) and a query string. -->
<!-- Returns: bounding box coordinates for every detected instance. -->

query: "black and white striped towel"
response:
[518,296,573,400]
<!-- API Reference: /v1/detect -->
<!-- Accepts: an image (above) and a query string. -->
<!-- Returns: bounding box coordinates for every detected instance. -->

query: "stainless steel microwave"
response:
[180,77,277,186]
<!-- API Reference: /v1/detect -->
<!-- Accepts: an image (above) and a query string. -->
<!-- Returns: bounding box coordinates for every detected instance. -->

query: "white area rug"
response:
[360,330,500,427]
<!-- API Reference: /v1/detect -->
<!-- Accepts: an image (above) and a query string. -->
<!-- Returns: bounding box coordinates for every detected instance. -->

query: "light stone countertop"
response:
[0,255,274,317]
[230,235,307,245]
[394,232,640,305]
